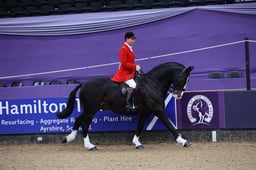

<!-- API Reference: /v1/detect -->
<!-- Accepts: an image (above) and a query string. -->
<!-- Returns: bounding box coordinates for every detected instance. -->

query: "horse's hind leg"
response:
[63,113,85,143]
[80,114,97,150]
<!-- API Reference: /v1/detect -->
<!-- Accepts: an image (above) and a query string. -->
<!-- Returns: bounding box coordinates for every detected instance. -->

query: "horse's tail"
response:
[56,84,82,119]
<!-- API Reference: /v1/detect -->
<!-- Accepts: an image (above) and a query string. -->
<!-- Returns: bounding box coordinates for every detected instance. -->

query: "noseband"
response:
[168,85,185,94]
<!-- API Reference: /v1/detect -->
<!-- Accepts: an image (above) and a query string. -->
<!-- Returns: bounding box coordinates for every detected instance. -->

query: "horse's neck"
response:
[148,68,176,88]
[137,75,166,102]
[136,73,172,105]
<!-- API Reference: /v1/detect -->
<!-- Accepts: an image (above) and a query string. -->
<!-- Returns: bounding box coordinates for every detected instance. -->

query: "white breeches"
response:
[124,79,136,88]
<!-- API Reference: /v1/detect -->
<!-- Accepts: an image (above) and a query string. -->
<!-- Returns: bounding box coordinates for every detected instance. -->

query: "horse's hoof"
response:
[62,138,67,143]
[89,146,97,151]
[184,140,192,147]
[136,145,144,149]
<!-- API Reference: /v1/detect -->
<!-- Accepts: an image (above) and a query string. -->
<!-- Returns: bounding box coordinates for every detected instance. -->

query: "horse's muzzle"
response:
[172,90,184,99]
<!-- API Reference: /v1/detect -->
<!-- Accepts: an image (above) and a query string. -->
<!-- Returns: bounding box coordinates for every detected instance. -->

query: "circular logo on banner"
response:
[187,95,213,126]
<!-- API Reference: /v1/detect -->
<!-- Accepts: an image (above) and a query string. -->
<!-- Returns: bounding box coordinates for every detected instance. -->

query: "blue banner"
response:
[0,94,176,134]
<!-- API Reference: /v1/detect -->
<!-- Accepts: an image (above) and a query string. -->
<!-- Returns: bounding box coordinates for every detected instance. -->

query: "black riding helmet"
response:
[125,31,136,40]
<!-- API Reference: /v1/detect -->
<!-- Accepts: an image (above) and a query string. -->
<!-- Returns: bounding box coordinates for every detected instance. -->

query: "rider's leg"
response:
[124,79,137,111]
[126,87,134,110]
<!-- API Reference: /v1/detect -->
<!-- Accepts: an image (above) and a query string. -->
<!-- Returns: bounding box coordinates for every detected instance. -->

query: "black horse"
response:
[56,62,193,150]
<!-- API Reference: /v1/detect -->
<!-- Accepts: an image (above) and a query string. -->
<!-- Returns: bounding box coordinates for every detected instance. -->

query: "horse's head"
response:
[146,62,194,99]
[170,66,194,99]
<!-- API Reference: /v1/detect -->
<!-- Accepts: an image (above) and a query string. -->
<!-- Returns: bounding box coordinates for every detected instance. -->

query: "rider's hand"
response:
[136,65,141,71]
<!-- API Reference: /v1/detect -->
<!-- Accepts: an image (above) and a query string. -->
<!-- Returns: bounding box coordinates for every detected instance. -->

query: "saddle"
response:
[120,83,129,96]
[120,71,144,96]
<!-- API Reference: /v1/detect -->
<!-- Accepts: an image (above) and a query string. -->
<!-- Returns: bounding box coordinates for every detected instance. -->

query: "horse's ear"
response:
[183,66,194,74]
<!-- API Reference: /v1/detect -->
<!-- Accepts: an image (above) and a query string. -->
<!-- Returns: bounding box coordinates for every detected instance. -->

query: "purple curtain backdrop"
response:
[0,6,256,91]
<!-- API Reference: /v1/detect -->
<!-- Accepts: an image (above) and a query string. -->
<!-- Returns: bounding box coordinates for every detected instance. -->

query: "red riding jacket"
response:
[111,44,136,82]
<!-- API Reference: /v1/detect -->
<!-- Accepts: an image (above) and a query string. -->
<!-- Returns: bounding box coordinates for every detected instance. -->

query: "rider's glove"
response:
[136,65,141,71]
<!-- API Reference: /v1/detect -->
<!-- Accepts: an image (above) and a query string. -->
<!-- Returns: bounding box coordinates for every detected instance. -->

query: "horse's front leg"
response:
[156,110,192,147]
[133,114,150,149]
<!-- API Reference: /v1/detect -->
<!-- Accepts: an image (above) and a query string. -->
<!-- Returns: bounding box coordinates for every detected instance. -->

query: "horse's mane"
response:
[147,62,185,75]
[138,74,165,107]
[137,62,185,107]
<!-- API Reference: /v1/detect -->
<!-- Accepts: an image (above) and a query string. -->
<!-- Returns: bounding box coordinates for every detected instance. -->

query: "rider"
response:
[111,31,141,112]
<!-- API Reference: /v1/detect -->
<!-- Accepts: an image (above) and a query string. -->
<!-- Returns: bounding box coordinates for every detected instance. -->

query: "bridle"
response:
[168,85,186,94]
[168,72,189,95]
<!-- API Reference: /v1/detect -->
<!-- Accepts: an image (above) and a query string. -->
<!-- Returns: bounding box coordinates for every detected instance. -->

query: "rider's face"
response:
[126,37,136,46]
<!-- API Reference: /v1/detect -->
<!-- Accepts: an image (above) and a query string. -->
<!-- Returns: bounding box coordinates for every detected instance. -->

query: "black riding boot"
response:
[126,88,136,112]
